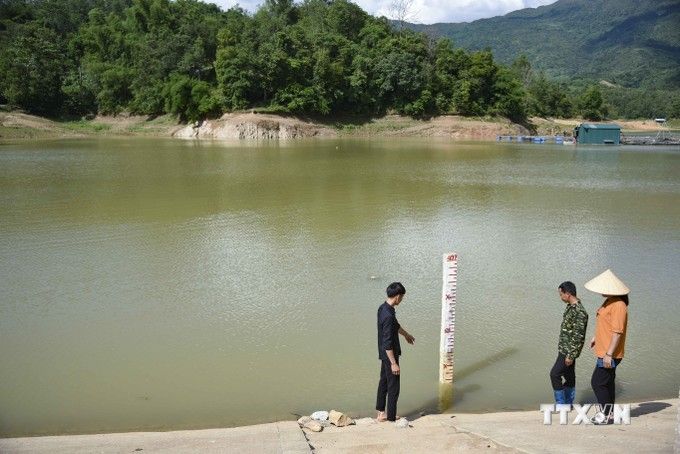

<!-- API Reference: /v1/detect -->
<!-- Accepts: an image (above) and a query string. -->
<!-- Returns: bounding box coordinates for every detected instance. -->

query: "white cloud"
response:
[213,0,262,12]
[211,0,558,24]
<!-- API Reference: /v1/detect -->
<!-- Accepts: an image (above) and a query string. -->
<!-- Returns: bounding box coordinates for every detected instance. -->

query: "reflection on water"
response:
[1,138,679,436]
[438,347,519,412]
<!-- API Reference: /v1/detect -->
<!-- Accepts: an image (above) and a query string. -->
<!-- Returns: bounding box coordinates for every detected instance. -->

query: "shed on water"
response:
[574,123,621,144]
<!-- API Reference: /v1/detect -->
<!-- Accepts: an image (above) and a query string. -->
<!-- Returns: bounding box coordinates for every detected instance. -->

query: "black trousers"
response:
[375,357,400,421]
[591,360,621,412]
[550,353,575,390]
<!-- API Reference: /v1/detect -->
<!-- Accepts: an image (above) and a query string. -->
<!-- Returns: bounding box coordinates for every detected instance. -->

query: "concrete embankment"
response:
[1,398,677,453]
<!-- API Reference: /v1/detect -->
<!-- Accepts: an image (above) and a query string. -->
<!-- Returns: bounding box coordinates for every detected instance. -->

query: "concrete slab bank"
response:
[1,399,677,453]
[0,421,311,454]
[306,399,678,454]
[448,399,678,454]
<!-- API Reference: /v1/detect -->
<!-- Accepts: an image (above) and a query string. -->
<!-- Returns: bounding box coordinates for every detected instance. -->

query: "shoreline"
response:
[1,111,676,142]
[1,398,677,453]
[1,391,678,439]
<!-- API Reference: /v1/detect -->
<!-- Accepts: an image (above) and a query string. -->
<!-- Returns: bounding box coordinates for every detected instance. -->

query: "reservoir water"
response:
[1,138,679,436]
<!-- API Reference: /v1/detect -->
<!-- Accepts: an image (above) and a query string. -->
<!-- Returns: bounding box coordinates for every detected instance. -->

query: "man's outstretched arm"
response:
[398,326,415,345]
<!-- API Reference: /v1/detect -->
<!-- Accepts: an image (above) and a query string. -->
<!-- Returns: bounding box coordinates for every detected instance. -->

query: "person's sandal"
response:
[590,412,613,425]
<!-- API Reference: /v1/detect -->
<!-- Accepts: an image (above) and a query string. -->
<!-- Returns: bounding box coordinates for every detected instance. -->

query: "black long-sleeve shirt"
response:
[377,302,401,360]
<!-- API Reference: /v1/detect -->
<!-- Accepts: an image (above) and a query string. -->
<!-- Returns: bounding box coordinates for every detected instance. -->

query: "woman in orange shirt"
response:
[584,269,630,425]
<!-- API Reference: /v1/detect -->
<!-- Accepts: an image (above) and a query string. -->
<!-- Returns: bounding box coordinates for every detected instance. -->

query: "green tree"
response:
[0,22,66,115]
[370,31,429,114]
[527,73,573,118]
[493,67,527,122]
[163,74,221,122]
[579,85,607,120]
[431,39,458,113]
[510,54,532,86]
[453,50,497,116]
[215,8,255,110]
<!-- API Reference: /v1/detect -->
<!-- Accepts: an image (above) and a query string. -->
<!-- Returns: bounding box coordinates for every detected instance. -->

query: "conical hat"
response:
[584,269,630,295]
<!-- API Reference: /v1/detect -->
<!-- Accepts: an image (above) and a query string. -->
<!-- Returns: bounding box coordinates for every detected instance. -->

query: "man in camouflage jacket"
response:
[550,281,588,404]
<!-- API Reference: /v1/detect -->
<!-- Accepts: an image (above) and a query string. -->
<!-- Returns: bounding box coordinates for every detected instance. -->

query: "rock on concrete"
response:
[303,420,323,433]
[394,418,410,428]
[310,411,329,421]
[328,410,354,427]
[297,416,312,426]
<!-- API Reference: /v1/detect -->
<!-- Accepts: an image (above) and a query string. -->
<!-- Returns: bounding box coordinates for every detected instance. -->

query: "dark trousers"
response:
[591,360,621,412]
[550,353,576,390]
[376,357,400,421]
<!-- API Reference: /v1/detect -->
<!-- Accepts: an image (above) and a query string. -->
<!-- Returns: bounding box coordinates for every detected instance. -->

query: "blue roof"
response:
[580,123,621,130]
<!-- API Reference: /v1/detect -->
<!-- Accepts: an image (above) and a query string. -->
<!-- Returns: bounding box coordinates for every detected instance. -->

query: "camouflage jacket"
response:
[558,301,589,359]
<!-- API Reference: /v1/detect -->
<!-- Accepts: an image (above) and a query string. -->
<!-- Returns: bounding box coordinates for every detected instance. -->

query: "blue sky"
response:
[213,0,558,24]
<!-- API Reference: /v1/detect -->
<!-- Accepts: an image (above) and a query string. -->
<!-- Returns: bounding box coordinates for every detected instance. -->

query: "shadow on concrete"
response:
[630,401,672,417]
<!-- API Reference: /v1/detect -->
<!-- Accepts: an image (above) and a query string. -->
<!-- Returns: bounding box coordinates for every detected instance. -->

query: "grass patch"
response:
[665,118,680,129]
[60,120,112,133]
[249,105,291,115]
[337,116,421,135]
[0,125,48,139]
[127,115,178,133]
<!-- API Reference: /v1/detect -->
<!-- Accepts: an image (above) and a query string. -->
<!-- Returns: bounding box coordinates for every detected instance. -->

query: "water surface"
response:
[1,138,679,436]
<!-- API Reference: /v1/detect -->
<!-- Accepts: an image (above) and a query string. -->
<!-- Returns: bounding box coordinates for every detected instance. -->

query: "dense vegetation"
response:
[406,0,680,119]
[0,0,677,122]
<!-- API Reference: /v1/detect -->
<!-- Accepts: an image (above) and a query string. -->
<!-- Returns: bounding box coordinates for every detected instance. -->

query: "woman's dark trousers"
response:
[591,361,621,415]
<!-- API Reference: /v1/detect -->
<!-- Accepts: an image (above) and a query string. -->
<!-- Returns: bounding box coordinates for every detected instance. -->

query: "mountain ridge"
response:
[404,0,680,90]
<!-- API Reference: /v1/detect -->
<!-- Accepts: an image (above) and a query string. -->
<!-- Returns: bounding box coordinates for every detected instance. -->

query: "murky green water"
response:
[1,138,679,437]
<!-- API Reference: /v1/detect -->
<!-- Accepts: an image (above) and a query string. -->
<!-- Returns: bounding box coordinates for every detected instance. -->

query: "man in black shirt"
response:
[376,282,415,422]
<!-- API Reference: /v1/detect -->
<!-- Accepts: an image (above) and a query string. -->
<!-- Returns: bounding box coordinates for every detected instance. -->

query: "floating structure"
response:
[573,123,621,145]
[498,121,678,146]
[620,135,680,146]
[655,118,669,142]
[620,118,680,145]
[496,135,568,143]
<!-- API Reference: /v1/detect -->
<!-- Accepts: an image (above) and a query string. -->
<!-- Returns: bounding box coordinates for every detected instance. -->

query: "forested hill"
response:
[406,0,680,90]
[0,0,535,121]
[1,0,678,122]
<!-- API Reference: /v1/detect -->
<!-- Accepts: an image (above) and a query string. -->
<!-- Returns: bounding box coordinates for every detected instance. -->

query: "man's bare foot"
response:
[377,412,404,422]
